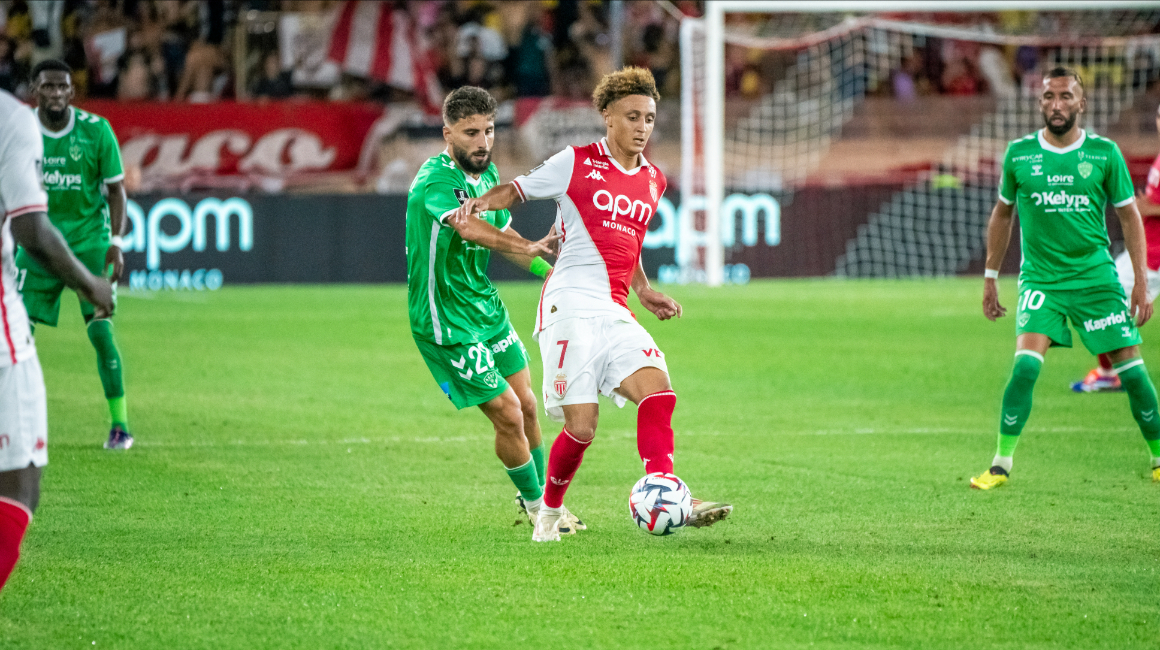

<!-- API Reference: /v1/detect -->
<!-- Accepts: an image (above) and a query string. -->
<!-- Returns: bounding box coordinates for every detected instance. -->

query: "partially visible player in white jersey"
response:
[1072,100,1160,393]
[0,90,113,592]
[453,67,732,542]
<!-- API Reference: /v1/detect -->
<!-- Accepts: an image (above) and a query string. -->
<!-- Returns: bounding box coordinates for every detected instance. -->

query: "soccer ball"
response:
[629,472,692,536]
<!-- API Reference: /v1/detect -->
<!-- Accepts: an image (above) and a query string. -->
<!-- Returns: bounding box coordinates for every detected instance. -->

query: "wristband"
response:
[984,269,999,280]
[530,256,552,279]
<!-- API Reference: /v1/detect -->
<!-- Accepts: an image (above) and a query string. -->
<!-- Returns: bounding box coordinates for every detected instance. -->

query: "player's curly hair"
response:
[1044,66,1083,91]
[442,86,497,125]
[592,67,660,113]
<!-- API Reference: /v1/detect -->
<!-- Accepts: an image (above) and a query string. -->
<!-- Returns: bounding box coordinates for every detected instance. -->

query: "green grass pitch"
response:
[1,278,1158,649]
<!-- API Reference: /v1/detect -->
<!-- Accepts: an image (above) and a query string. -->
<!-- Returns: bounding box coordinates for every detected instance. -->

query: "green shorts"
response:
[14,245,116,327]
[414,322,529,410]
[1015,282,1142,355]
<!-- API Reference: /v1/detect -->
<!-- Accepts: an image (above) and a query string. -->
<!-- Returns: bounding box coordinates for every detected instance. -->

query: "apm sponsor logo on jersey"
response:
[1083,310,1130,333]
[593,189,653,225]
[1030,190,1091,209]
[120,197,253,292]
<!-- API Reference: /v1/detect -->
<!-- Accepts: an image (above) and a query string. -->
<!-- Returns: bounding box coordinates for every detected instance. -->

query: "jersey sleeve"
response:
[496,208,512,231]
[511,147,574,202]
[0,106,48,219]
[997,143,1016,205]
[98,118,125,184]
[1106,143,1136,208]
[1146,154,1160,204]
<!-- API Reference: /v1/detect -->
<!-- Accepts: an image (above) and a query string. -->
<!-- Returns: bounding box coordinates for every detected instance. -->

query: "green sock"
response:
[505,458,543,503]
[529,442,546,488]
[994,351,1042,468]
[87,319,127,425]
[108,396,128,428]
[1114,358,1160,461]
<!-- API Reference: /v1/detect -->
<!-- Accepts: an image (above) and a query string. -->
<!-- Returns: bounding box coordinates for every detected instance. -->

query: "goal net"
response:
[679,2,1160,285]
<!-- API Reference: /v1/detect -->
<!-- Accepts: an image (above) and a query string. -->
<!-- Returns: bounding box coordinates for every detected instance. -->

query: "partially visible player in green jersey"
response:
[405,86,579,530]
[972,67,1159,489]
[15,60,133,450]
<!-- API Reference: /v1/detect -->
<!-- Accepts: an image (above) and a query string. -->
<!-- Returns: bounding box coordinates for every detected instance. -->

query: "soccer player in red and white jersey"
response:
[1072,102,1160,393]
[0,89,113,591]
[453,67,732,542]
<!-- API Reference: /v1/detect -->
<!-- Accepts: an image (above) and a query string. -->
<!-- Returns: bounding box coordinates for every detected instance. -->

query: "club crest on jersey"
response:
[586,170,606,182]
[649,180,658,201]
[554,373,568,398]
[69,138,82,161]
[453,188,469,204]
[1077,161,1093,179]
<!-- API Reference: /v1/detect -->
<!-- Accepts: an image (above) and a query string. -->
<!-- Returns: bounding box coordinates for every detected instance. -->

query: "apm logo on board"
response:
[117,197,253,291]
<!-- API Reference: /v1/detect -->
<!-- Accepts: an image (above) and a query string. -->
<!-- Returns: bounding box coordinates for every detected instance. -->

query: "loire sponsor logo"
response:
[1047,174,1074,185]
[1030,190,1091,209]
[1083,310,1129,332]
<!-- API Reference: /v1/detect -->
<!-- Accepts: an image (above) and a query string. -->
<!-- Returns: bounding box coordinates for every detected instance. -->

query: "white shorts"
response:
[0,356,47,472]
[1116,250,1160,301]
[534,315,669,422]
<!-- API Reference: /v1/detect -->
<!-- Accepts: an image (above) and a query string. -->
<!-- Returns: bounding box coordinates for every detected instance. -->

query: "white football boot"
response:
[516,493,585,534]
[532,506,564,542]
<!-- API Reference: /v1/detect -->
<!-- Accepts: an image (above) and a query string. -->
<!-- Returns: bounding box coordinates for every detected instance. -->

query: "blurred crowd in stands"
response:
[1,2,1156,106]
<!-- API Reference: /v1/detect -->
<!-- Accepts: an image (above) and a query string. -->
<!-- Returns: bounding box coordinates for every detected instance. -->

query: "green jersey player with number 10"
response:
[15,60,133,450]
[405,86,582,531]
[973,67,1158,489]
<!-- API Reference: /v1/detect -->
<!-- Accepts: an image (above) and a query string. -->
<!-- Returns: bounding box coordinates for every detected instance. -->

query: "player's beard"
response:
[1043,109,1078,136]
[452,144,491,175]
[42,105,69,124]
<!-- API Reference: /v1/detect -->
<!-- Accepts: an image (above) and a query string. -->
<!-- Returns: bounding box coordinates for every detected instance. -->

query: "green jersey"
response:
[406,151,512,345]
[38,106,124,250]
[999,129,1135,290]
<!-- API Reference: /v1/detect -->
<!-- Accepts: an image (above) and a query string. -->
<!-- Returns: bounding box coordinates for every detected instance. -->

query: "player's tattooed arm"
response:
[1116,200,1154,326]
[10,211,114,318]
[982,200,1014,321]
[632,261,682,320]
[105,180,128,282]
[448,213,560,257]
[455,183,521,222]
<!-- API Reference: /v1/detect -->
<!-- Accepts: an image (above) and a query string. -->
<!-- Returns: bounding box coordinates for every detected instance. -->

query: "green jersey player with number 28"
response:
[404,86,583,532]
[973,66,1159,489]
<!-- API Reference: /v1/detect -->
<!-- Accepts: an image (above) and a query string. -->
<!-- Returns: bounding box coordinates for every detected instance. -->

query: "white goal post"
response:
[689,0,1160,286]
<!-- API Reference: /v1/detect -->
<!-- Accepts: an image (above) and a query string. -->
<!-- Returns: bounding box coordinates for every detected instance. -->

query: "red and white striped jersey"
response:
[512,138,666,333]
[0,91,46,368]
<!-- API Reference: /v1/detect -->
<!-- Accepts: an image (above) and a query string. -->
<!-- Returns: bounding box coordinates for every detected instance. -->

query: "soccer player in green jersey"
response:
[973,67,1159,489]
[15,60,133,450]
[406,86,579,529]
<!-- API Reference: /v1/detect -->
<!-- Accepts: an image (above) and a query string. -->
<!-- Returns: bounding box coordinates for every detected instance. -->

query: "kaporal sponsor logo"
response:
[42,169,83,188]
[1084,310,1130,332]
[593,189,653,224]
[1030,190,1091,209]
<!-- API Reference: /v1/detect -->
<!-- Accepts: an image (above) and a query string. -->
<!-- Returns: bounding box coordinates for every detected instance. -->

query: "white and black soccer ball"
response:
[629,472,692,536]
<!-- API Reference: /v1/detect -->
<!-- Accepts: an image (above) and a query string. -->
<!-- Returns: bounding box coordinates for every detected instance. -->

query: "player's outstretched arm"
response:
[448,213,560,258]
[11,211,114,318]
[632,261,681,320]
[498,226,555,278]
[1116,200,1154,326]
[456,183,521,222]
[983,200,1014,321]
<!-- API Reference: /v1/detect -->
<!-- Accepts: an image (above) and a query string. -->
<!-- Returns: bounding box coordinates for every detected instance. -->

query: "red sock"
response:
[1098,353,1113,372]
[0,498,31,592]
[543,429,590,509]
[637,390,676,475]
